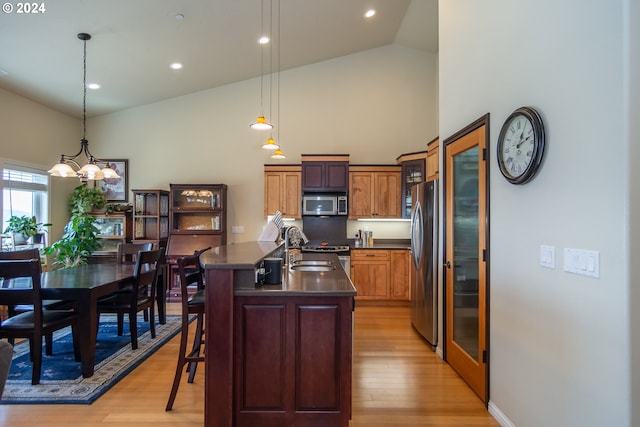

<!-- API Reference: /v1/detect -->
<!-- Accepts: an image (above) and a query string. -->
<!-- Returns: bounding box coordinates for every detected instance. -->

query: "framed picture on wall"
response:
[97,159,129,202]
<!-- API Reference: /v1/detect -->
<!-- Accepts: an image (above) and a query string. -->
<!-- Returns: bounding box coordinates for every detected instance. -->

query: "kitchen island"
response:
[200,241,356,427]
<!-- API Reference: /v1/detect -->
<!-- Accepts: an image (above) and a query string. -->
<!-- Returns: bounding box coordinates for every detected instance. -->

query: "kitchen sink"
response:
[289,264,336,272]
[290,260,334,266]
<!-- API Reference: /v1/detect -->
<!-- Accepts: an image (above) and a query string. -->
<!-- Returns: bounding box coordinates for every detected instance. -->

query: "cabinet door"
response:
[374,171,401,218]
[264,170,301,218]
[348,172,374,218]
[390,250,410,300]
[301,163,324,191]
[302,162,348,192]
[426,145,439,181]
[351,261,389,299]
[351,250,390,299]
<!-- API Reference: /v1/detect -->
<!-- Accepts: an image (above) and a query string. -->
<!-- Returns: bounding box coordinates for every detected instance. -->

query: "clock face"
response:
[497,107,545,184]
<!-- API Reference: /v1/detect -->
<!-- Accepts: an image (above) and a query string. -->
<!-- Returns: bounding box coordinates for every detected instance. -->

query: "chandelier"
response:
[48,33,120,181]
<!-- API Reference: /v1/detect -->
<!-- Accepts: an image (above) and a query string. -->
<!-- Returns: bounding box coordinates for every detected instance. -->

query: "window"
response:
[1,161,50,234]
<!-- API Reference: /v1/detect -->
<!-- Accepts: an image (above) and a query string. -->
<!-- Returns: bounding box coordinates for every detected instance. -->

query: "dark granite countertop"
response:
[347,238,411,250]
[200,242,356,297]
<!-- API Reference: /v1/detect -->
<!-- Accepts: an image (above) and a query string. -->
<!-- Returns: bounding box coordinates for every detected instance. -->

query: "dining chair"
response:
[112,242,154,332]
[165,248,208,411]
[0,340,12,397]
[0,259,81,385]
[96,248,163,350]
[116,242,153,265]
[0,249,74,353]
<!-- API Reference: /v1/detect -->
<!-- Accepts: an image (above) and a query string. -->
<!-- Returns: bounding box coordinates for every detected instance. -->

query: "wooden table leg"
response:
[78,293,98,378]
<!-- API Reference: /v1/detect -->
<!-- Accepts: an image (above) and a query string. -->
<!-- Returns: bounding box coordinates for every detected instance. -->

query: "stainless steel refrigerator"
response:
[410,180,438,347]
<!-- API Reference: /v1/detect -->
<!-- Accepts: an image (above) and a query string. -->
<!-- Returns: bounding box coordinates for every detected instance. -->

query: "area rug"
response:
[1,314,182,404]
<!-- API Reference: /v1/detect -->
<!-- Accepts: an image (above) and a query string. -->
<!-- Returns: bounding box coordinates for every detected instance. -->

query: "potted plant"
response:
[4,215,40,244]
[45,184,108,268]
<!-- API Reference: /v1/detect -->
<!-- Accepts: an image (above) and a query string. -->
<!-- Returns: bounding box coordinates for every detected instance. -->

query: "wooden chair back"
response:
[132,248,163,304]
[116,242,153,264]
[0,259,43,325]
[0,248,41,264]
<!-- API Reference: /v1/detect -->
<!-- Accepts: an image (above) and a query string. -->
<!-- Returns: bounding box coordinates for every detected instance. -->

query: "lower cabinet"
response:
[351,249,410,302]
[234,296,353,427]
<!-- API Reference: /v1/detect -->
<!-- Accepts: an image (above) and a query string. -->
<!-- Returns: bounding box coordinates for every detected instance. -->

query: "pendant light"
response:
[48,33,119,181]
[250,0,273,130]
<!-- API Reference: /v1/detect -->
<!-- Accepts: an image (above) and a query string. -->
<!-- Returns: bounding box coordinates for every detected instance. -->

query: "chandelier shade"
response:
[48,33,119,181]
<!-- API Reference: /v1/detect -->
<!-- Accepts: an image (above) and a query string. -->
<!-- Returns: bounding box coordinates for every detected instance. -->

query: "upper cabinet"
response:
[264,165,302,219]
[426,137,440,182]
[349,165,401,219]
[397,151,427,218]
[301,154,349,192]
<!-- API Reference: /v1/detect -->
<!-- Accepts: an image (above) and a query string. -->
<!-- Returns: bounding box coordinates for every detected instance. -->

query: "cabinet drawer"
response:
[351,249,390,260]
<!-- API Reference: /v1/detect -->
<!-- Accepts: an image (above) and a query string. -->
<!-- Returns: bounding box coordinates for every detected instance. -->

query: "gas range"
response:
[302,245,350,254]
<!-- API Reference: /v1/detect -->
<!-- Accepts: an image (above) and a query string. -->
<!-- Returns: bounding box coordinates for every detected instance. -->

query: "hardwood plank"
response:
[0,304,498,427]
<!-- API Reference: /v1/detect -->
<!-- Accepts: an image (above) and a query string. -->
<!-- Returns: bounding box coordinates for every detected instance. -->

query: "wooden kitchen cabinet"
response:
[234,295,353,427]
[351,249,411,302]
[350,249,390,299]
[301,154,349,192]
[426,137,439,182]
[390,249,411,300]
[348,165,401,219]
[263,165,301,218]
[397,151,427,218]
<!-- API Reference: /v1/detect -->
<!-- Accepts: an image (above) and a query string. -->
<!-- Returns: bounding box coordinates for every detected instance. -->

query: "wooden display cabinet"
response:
[166,184,227,301]
[397,151,427,218]
[132,189,170,249]
[89,211,132,262]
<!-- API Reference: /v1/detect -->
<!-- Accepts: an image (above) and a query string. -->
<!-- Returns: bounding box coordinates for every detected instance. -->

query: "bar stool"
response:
[165,250,207,411]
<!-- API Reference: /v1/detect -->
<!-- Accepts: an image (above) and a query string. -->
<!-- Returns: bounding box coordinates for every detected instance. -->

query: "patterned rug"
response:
[1,314,182,404]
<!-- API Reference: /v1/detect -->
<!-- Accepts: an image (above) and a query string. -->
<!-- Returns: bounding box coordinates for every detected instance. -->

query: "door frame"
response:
[442,114,490,405]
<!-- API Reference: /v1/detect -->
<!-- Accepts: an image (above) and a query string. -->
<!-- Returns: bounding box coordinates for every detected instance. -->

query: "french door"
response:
[443,115,489,403]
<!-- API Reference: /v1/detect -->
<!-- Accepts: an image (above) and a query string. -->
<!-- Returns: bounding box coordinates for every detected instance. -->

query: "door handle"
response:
[445,261,451,269]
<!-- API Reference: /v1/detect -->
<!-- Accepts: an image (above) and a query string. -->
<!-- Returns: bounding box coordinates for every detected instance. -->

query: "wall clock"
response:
[496,106,546,185]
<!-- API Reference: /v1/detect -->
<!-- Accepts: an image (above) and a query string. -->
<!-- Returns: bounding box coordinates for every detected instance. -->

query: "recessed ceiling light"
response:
[170,62,183,70]
[364,9,376,18]
[86,83,101,90]
[258,36,270,44]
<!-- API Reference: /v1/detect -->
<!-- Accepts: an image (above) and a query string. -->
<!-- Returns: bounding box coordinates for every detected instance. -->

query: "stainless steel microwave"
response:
[302,194,348,216]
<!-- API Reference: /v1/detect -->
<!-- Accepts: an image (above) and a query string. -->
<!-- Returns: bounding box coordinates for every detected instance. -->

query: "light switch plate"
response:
[540,245,556,269]
[563,248,600,278]
[231,225,245,234]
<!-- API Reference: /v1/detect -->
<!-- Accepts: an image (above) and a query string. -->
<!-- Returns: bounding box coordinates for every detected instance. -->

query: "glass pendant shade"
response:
[48,162,78,177]
[250,115,273,130]
[262,137,279,150]
[271,149,286,159]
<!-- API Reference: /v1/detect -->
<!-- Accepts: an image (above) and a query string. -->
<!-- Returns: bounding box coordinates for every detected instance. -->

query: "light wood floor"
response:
[0,304,498,427]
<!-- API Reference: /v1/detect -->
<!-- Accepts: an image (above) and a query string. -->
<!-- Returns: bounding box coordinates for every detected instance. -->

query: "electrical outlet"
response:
[231,225,245,234]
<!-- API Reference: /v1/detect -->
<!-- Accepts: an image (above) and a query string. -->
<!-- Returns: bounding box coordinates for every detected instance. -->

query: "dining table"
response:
[38,262,163,378]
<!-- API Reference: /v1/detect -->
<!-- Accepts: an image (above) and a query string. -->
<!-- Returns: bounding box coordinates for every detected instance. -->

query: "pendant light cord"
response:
[82,35,87,140]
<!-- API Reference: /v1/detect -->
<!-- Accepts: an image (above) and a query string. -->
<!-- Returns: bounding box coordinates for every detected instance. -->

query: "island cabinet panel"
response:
[234,296,352,427]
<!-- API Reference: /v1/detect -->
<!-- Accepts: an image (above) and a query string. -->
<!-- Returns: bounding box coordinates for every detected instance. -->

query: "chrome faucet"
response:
[283,225,309,266]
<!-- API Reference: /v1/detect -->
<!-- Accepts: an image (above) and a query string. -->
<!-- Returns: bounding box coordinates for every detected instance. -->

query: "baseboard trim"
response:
[488,400,516,427]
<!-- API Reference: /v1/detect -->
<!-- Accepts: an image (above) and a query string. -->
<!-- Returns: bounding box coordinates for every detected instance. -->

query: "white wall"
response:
[89,45,437,242]
[0,87,81,239]
[440,1,631,426]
